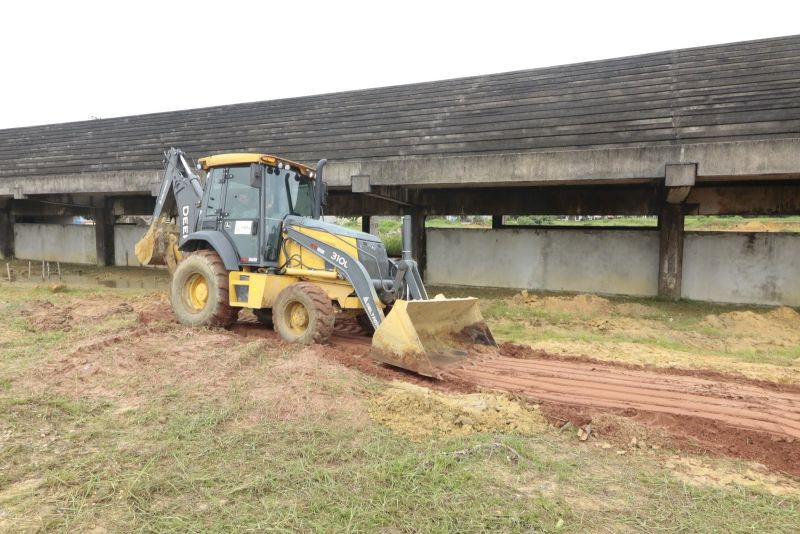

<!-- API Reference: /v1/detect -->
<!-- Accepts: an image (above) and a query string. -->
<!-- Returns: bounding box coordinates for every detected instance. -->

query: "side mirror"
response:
[250,164,263,188]
[321,181,329,207]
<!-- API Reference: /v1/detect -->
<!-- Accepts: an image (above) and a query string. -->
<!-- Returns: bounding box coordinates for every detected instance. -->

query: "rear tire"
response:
[273,282,334,344]
[171,250,239,327]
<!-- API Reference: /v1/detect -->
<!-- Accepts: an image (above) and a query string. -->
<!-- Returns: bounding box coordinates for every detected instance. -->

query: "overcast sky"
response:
[1,0,797,129]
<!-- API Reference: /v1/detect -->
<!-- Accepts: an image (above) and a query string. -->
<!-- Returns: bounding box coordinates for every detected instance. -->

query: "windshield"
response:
[285,172,315,216]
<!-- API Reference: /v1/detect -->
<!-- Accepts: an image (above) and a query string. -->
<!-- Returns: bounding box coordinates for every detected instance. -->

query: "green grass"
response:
[3,388,798,532]
[480,292,800,367]
[0,285,140,380]
[426,217,491,229]
[684,215,800,232]
[344,215,800,231]
[2,282,799,531]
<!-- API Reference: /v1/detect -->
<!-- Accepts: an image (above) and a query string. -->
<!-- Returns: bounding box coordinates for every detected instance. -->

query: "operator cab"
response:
[197,153,318,267]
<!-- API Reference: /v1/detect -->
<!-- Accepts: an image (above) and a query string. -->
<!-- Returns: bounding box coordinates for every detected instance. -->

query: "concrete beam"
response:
[4,139,800,199]
[665,163,696,204]
[327,181,800,217]
[0,170,159,197]
[11,197,92,218]
[326,192,404,216]
[665,164,697,188]
[686,183,800,215]
[111,195,157,216]
[325,138,800,189]
[658,204,685,299]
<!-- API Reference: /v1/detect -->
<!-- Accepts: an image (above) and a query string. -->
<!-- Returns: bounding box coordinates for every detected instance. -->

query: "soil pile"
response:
[666,457,800,497]
[509,291,613,316]
[702,307,800,345]
[735,220,771,232]
[368,381,547,440]
[247,346,368,425]
[613,302,660,318]
[22,298,136,331]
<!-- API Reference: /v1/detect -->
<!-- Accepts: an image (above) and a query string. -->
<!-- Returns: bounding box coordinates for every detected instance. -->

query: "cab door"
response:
[220,166,261,264]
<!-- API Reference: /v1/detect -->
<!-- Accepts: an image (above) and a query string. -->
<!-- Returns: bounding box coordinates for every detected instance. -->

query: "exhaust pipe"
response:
[401,214,412,261]
[313,159,327,219]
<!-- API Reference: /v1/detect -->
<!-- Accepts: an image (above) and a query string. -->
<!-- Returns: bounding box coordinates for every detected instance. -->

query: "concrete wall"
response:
[427,228,800,306]
[11,223,800,306]
[12,223,150,267]
[14,223,96,264]
[683,232,800,306]
[114,225,148,267]
[427,228,660,297]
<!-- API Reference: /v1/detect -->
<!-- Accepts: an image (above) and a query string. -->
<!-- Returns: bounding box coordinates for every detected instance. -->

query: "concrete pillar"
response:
[492,215,503,229]
[410,211,426,279]
[658,204,685,299]
[361,215,371,234]
[92,199,115,266]
[0,203,14,259]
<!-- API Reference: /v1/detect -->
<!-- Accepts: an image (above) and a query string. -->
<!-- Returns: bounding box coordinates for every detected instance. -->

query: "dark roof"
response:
[2,34,799,178]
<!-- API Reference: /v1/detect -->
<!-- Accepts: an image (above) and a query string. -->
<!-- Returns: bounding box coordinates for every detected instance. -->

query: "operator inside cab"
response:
[197,154,317,265]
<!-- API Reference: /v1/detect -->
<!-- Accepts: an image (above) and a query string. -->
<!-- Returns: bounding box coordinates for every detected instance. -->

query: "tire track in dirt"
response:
[233,319,800,440]
[453,358,800,439]
[447,352,800,476]
[229,317,800,474]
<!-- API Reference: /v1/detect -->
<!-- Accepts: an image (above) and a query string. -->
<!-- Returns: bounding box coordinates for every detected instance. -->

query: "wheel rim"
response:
[285,301,309,335]
[185,273,209,311]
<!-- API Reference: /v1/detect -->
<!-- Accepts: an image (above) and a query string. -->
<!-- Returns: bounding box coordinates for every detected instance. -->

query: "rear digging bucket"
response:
[134,220,180,272]
[370,297,496,378]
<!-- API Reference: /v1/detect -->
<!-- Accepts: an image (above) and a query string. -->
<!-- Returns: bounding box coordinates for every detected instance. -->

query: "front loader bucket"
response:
[371,297,496,378]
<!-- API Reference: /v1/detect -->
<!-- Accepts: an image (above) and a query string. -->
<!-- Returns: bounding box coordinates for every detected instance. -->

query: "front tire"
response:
[273,282,334,344]
[171,250,239,327]
[253,308,273,328]
[356,313,375,334]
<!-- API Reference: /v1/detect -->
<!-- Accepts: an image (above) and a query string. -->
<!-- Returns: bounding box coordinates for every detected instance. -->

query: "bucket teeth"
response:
[370,297,496,378]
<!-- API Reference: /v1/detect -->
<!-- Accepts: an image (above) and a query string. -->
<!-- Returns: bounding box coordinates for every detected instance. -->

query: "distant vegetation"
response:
[337,215,800,255]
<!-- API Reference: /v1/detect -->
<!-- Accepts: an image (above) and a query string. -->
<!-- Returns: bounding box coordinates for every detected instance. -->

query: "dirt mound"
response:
[735,220,771,232]
[509,289,538,305]
[130,293,173,324]
[666,457,800,497]
[589,414,676,451]
[368,381,547,440]
[702,307,800,344]
[25,308,369,425]
[246,346,368,425]
[22,297,136,331]
[613,302,660,318]
[508,291,612,316]
[29,326,240,404]
[767,306,800,324]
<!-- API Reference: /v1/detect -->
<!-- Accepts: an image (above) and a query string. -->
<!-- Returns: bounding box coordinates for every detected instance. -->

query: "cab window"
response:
[225,166,259,219]
[205,168,224,213]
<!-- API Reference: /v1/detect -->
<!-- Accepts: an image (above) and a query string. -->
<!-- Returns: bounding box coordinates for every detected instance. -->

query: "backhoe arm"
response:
[134,148,204,272]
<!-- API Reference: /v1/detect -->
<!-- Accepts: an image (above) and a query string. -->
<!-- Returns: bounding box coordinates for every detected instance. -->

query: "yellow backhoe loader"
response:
[135,148,495,378]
